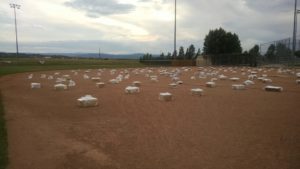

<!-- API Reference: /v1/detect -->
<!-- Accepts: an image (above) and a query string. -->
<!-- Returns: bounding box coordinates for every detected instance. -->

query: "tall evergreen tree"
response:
[187,44,196,59]
[265,44,276,62]
[172,50,177,59]
[203,28,242,54]
[178,46,185,60]
[248,44,259,66]
[166,52,172,60]
[275,43,291,62]
[160,52,165,60]
[194,48,201,59]
[203,27,242,65]
[185,48,189,60]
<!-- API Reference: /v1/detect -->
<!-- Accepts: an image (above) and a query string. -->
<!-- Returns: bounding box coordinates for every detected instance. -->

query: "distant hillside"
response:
[40,53,144,59]
[0,52,144,59]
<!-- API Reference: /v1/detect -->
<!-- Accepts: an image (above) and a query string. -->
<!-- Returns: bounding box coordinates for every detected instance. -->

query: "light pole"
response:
[10,3,21,56]
[174,0,177,59]
[99,48,101,59]
[292,0,300,66]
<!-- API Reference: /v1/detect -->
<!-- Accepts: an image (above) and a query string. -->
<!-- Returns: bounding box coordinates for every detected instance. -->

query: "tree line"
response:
[139,44,201,61]
[140,27,296,66]
[263,43,292,63]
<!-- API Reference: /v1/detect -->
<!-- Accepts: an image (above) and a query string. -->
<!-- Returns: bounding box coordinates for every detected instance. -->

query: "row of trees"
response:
[203,28,242,54]
[264,43,291,62]
[203,28,294,66]
[203,28,259,66]
[140,44,201,61]
[140,27,295,66]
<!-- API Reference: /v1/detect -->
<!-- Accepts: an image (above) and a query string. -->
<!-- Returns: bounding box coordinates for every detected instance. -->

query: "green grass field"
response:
[0,58,144,76]
[0,57,145,169]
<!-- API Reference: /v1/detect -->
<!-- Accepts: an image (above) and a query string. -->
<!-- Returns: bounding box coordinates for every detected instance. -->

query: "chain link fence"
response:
[259,36,300,66]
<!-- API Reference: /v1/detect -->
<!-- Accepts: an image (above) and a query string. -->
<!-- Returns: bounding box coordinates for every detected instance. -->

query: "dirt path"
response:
[1,67,300,169]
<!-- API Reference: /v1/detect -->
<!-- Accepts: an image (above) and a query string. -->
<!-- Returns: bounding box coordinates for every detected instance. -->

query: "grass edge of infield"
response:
[0,91,8,169]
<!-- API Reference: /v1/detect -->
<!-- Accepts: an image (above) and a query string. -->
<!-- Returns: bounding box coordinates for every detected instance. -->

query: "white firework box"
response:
[176,81,183,85]
[132,81,141,87]
[110,79,119,84]
[31,83,41,89]
[40,74,46,79]
[91,77,101,82]
[77,95,98,107]
[68,80,76,87]
[125,86,140,94]
[56,78,66,83]
[150,76,158,82]
[27,74,33,79]
[244,80,254,86]
[262,78,272,83]
[96,82,105,88]
[83,74,90,80]
[62,75,71,80]
[54,84,68,91]
[218,75,228,80]
[48,75,54,80]
[206,81,216,88]
[230,77,240,81]
[232,84,246,90]
[211,78,218,81]
[169,83,177,88]
[191,88,203,96]
[264,85,283,92]
[159,92,173,101]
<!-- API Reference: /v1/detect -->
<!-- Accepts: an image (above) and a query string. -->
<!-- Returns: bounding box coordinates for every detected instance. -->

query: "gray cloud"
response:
[0,10,13,25]
[64,0,135,17]
[0,39,198,54]
[245,0,294,13]
[174,0,295,50]
[0,0,296,53]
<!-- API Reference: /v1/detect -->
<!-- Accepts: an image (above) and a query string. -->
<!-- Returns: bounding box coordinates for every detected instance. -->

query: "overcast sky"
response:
[0,0,296,54]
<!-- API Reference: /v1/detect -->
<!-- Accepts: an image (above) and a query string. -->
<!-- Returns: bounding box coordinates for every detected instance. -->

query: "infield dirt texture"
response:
[1,67,299,169]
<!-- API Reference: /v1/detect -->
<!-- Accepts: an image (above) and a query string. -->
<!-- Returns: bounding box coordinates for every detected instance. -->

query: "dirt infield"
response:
[0,67,300,169]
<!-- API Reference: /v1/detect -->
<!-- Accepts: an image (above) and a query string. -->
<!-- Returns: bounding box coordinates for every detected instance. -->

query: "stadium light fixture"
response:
[10,3,21,56]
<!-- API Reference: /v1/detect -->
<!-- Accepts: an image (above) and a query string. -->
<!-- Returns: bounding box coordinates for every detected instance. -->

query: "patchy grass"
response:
[0,92,8,169]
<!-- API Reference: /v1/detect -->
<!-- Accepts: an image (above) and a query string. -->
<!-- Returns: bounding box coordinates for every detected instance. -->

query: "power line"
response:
[10,3,21,56]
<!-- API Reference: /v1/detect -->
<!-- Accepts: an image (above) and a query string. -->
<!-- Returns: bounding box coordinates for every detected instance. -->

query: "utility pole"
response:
[10,3,21,56]
[174,0,177,59]
[99,48,101,59]
[292,0,300,66]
